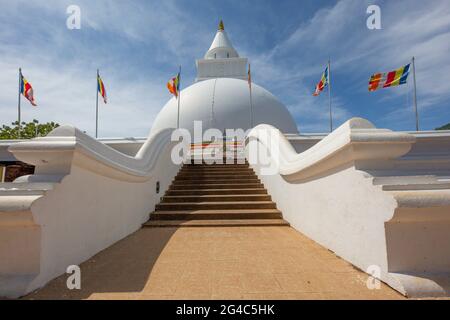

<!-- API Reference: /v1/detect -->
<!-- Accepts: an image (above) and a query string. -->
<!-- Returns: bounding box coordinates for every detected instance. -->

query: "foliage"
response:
[0,119,59,140]
[435,123,450,130]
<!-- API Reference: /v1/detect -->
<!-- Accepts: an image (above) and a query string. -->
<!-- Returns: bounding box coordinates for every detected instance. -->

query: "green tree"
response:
[0,119,59,140]
[435,123,450,130]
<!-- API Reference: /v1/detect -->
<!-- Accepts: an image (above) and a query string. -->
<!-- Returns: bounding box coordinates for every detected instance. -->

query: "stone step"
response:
[169,183,264,190]
[184,164,249,168]
[186,157,246,160]
[187,158,247,160]
[143,162,284,229]
[175,172,259,180]
[165,188,267,196]
[143,219,290,228]
[175,175,257,180]
[161,194,271,203]
[181,166,252,170]
[183,166,250,170]
[155,201,277,210]
[178,169,255,173]
[150,209,282,220]
[172,179,260,184]
[183,163,249,166]
[179,171,254,176]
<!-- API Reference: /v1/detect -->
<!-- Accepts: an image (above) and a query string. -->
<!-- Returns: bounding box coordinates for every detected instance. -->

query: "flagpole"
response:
[177,65,181,129]
[248,64,254,128]
[96,69,99,138]
[412,56,419,131]
[18,68,22,139]
[250,88,254,129]
[327,59,333,132]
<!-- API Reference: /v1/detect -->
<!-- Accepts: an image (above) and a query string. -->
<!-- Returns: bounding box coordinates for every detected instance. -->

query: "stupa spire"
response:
[196,20,248,82]
[204,20,238,59]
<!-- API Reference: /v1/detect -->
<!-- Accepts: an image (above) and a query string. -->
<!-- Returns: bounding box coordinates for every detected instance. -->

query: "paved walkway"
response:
[25,226,403,300]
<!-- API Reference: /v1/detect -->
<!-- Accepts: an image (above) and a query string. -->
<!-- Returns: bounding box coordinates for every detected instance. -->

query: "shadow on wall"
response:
[385,216,450,297]
[23,227,178,299]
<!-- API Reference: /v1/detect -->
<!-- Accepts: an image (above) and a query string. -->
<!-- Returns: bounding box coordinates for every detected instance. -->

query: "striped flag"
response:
[313,66,329,96]
[20,73,37,106]
[97,74,107,104]
[167,72,180,98]
[369,64,410,92]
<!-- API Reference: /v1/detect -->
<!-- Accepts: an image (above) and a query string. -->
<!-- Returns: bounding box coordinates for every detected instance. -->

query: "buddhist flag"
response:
[167,72,180,98]
[20,73,37,106]
[97,74,107,104]
[369,64,410,92]
[313,66,329,96]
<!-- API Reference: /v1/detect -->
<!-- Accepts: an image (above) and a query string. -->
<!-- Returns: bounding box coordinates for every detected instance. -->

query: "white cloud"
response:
[244,0,450,131]
[0,0,215,137]
[0,0,449,136]
[0,55,169,137]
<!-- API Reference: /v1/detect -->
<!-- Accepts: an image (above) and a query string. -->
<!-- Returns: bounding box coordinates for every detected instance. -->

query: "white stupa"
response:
[150,21,298,136]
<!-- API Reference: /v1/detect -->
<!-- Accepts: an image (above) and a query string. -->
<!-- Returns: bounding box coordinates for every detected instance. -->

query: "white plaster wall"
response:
[253,159,397,286]
[196,58,248,81]
[101,141,144,156]
[0,127,181,298]
[26,142,179,293]
[246,120,450,297]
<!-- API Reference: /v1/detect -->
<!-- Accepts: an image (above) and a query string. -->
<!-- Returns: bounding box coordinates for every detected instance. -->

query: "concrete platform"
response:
[24,226,403,300]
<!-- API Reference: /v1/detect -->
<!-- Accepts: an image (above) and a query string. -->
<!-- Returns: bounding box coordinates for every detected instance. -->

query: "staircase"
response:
[144,160,289,228]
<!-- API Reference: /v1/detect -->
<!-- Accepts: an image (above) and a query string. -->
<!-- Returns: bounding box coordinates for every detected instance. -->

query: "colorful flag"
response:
[313,66,329,96]
[20,74,37,106]
[369,64,410,92]
[247,64,252,90]
[167,72,180,98]
[97,75,107,104]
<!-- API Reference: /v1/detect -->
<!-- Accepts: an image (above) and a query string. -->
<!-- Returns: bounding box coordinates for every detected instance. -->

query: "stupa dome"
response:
[150,78,298,135]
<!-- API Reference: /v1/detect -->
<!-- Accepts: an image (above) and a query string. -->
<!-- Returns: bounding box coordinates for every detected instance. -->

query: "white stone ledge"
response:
[8,125,175,182]
[391,189,450,208]
[246,118,415,182]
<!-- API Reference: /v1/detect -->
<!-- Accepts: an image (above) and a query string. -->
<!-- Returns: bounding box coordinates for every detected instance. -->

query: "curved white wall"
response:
[246,119,450,298]
[0,126,181,298]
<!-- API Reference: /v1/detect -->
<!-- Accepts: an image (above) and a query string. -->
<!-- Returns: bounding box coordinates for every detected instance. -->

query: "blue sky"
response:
[0,0,449,137]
